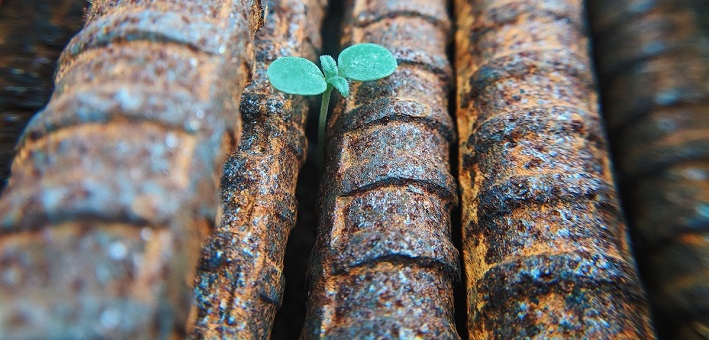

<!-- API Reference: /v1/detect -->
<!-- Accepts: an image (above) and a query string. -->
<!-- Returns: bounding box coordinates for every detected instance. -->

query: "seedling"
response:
[266,43,397,166]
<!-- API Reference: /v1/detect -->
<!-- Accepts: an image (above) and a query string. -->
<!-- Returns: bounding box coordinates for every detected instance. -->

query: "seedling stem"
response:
[318,84,333,164]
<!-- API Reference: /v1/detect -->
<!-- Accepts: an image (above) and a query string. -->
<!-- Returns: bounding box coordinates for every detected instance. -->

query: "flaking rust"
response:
[0,0,85,191]
[302,0,460,338]
[190,0,326,338]
[454,0,654,338]
[588,0,709,337]
[0,0,263,338]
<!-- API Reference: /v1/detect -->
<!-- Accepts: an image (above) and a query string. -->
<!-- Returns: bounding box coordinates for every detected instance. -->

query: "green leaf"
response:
[320,55,338,80]
[267,57,327,95]
[338,43,397,81]
[329,76,349,97]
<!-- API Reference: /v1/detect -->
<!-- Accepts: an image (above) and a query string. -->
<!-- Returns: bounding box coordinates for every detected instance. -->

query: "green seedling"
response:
[267,43,397,166]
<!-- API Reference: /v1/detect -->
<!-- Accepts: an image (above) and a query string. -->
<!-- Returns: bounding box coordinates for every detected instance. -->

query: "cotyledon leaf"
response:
[338,43,397,81]
[267,56,327,95]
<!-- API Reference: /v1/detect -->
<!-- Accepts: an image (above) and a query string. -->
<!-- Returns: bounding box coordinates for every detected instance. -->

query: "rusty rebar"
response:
[302,0,460,338]
[190,0,326,338]
[588,0,709,337]
[0,1,263,337]
[454,0,655,337]
[0,0,85,191]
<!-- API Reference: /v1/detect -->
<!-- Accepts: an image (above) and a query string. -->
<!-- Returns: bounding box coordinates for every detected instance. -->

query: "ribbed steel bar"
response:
[0,1,263,338]
[454,0,654,338]
[0,0,85,191]
[302,0,460,338]
[588,0,709,337]
[190,0,326,338]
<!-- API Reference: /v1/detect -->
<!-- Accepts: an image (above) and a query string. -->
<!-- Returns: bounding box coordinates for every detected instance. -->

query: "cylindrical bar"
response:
[0,0,85,191]
[302,0,460,338]
[0,1,263,337]
[190,0,326,338]
[588,0,709,337]
[454,0,655,338]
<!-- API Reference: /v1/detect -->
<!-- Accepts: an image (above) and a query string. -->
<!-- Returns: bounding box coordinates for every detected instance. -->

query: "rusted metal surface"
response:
[454,0,654,338]
[588,0,709,337]
[0,1,263,338]
[0,0,85,191]
[190,0,326,338]
[302,0,460,338]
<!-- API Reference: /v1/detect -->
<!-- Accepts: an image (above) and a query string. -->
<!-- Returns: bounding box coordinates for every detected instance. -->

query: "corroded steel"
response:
[0,0,85,191]
[454,0,654,338]
[190,0,326,338]
[302,0,460,338]
[0,1,263,338]
[588,0,709,337]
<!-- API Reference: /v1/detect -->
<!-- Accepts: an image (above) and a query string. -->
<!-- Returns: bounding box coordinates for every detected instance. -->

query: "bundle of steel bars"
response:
[4,0,709,338]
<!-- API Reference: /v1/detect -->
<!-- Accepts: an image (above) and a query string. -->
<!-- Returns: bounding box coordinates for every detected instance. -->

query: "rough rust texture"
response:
[454,0,654,338]
[0,0,85,191]
[588,0,709,337]
[190,0,326,338]
[0,1,263,338]
[302,0,460,338]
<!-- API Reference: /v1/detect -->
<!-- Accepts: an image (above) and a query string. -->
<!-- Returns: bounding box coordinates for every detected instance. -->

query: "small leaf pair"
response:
[266,43,397,172]
[267,43,397,97]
